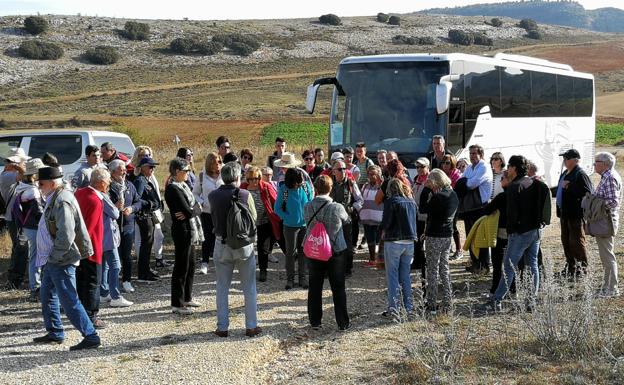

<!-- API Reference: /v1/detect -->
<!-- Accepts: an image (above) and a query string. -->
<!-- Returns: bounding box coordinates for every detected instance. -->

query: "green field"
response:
[596,122,624,146]
[260,121,328,148]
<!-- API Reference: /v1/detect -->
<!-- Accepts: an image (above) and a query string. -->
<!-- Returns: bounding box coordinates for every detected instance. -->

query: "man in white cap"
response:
[321,151,356,181]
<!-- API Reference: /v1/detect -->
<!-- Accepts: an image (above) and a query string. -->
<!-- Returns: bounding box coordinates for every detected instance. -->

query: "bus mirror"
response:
[436,82,452,115]
[306,84,320,114]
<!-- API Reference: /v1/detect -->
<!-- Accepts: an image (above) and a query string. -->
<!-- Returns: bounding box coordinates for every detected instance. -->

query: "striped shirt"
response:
[595,168,622,211]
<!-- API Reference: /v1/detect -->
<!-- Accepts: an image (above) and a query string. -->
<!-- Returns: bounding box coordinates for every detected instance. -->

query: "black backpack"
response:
[225,188,257,250]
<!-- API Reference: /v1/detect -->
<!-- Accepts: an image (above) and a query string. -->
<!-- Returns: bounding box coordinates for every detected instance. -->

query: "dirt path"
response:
[597,91,624,118]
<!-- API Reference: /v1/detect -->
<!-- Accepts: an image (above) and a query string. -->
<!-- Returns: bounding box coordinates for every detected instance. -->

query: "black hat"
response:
[38,166,63,181]
[559,149,580,160]
[138,157,159,167]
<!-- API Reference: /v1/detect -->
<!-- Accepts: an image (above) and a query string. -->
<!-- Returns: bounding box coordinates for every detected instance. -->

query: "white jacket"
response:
[192,170,223,214]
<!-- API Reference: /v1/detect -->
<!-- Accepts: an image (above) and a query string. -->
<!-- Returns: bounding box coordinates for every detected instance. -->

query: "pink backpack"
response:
[303,201,332,261]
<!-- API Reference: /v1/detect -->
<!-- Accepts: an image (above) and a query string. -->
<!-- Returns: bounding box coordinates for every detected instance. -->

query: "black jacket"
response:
[556,165,593,219]
[427,149,453,170]
[506,176,551,234]
[165,183,195,234]
[419,187,459,237]
[133,175,162,216]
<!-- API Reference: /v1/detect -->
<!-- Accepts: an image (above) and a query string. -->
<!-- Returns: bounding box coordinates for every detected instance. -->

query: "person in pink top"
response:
[441,154,464,261]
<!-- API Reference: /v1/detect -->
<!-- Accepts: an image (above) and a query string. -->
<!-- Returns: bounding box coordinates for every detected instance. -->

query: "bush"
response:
[519,18,538,31]
[473,33,493,46]
[195,40,223,55]
[448,29,474,46]
[122,21,150,41]
[418,36,436,45]
[527,29,543,40]
[388,15,401,26]
[212,33,233,47]
[18,40,63,60]
[0,119,8,128]
[319,14,341,26]
[392,35,435,45]
[229,42,255,56]
[169,37,196,54]
[490,17,503,27]
[23,16,48,35]
[84,46,119,65]
[377,13,389,23]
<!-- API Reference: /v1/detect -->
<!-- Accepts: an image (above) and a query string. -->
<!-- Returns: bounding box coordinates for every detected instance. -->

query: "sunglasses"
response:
[148,166,156,169]
[304,157,314,161]
[442,161,452,165]
[334,167,346,171]
[491,157,501,161]
[242,155,252,160]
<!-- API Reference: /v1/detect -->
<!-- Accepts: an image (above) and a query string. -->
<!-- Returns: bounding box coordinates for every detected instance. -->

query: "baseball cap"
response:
[559,149,580,160]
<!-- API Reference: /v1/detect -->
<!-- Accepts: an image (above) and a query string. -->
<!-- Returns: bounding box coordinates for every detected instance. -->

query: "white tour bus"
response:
[305,53,595,188]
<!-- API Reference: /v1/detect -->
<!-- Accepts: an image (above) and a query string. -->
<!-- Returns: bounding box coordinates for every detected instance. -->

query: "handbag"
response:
[303,201,332,261]
[152,208,164,225]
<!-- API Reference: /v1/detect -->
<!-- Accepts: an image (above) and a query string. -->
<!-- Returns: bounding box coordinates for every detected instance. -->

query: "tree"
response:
[519,18,538,31]
[388,15,401,26]
[377,13,389,23]
[448,29,474,46]
[490,18,503,27]
[319,14,341,26]
[527,29,543,39]
[24,16,48,35]
[18,40,63,60]
[122,21,150,41]
[473,33,493,46]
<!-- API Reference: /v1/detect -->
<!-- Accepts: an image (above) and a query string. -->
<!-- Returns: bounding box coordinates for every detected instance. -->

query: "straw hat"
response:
[24,158,45,176]
[6,148,30,163]
[273,152,301,168]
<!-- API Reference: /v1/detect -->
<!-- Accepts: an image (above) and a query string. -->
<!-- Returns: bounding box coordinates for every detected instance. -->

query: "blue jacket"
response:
[274,181,313,228]
[381,196,417,241]
[110,181,143,233]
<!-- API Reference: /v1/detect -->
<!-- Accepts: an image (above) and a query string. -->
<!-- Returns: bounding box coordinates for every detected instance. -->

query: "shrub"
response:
[169,37,196,54]
[418,36,436,45]
[448,29,474,46]
[392,35,436,46]
[195,41,223,55]
[84,46,120,65]
[18,40,63,60]
[388,15,401,26]
[473,33,493,46]
[0,119,8,128]
[122,21,150,41]
[229,42,255,56]
[490,17,503,27]
[23,16,48,35]
[212,33,234,47]
[519,18,538,31]
[377,13,389,23]
[527,29,543,40]
[319,14,341,26]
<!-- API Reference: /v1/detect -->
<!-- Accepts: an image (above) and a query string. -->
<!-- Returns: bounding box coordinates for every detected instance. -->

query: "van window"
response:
[29,135,83,165]
[0,136,23,163]
[93,136,135,158]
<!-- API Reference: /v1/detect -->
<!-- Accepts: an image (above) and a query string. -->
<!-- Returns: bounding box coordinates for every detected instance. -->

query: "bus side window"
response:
[447,102,465,152]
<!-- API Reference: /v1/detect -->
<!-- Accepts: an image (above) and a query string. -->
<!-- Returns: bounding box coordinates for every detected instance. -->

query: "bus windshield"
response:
[331,61,449,159]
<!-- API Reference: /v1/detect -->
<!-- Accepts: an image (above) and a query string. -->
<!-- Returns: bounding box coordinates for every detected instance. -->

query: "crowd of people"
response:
[0,133,621,350]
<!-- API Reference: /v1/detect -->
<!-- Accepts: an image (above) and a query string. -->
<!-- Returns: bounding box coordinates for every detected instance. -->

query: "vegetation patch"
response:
[319,14,341,26]
[84,46,120,65]
[260,121,327,147]
[18,40,63,60]
[121,21,150,41]
[596,122,624,145]
[23,16,48,35]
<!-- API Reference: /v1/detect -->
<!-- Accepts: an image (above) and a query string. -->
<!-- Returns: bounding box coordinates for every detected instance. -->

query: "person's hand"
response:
[116,200,124,209]
[175,212,186,220]
[123,207,133,216]
[562,180,570,189]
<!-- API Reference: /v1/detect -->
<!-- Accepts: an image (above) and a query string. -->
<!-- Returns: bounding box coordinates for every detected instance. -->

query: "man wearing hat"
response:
[556,148,593,278]
[321,152,356,181]
[33,166,100,350]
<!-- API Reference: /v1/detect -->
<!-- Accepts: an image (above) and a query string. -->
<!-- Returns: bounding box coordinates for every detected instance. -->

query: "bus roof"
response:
[339,53,593,79]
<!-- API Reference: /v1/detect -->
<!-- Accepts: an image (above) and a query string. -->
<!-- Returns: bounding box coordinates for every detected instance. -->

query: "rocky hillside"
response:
[0,13,612,88]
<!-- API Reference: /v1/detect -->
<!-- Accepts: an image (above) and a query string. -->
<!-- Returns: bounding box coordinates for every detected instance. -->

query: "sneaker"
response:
[213,329,228,338]
[200,262,209,275]
[183,300,201,307]
[110,296,133,307]
[122,281,135,293]
[172,306,193,315]
[245,327,262,337]
[100,294,112,303]
[310,324,322,330]
[339,323,351,331]
[155,259,171,268]
[285,280,294,290]
[69,337,100,351]
[259,270,267,282]
[268,254,279,263]
[489,300,503,313]
[33,334,64,344]
[450,250,464,261]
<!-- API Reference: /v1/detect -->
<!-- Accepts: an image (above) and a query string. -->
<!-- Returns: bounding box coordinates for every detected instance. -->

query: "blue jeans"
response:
[494,229,540,302]
[24,228,41,292]
[100,249,122,299]
[384,241,415,312]
[213,239,257,331]
[40,263,99,341]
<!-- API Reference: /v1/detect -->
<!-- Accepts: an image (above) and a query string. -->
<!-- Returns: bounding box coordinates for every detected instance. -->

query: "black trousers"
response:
[136,217,154,278]
[490,237,508,294]
[351,212,360,247]
[119,230,134,282]
[412,219,426,271]
[464,214,491,270]
[307,251,349,328]
[76,258,101,322]
[171,227,194,307]
[342,223,353,274]
[7,221,28,288]
[200,213,216,264]
[256,222,273,271]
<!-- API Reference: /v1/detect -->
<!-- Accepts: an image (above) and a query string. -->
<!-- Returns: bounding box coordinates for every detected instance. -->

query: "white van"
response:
[0,129,136,180]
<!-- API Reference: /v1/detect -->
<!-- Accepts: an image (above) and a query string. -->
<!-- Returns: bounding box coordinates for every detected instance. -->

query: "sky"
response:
[0,0,623,20]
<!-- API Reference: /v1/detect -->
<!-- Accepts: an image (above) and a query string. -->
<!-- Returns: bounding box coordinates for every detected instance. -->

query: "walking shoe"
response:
[183,300,201,307]
[299,279,309,289]
[450,250,464,261]
[339,323,351,331]
[122,281,135,293]
[28,289,40,303]
[259,270,267,282]
[285,280,294,290]
[93,319,107,329]
[137,274,159,282]
[488,299,503,313]
[245,327,262,337]
[33,334,64,344]
[69,337,101,351]
[172,306,193,315]
[200,262,209,275]
[268,254,279,263]
[213,329,228,338]
[110,296,133,307]
[100,294,112,303]
[155,259,171,268]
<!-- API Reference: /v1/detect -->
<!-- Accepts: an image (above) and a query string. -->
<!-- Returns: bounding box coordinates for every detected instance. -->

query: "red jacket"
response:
[74,187,104,264]
[240,180,282,240]
[109,151,134,175]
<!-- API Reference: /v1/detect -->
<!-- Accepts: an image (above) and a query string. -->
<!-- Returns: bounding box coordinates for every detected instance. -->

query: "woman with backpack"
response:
[241,166,282,282]
[274,167,313,290]
[304,175,350,331]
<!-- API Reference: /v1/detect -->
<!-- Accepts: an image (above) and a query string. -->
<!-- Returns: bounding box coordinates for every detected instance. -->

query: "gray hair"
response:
[333,160,346,169]
[108,159,126,172]
[101,142,114,151]
[90,168,111,186]
[221,161,241,184]
[527,160,538,173]
[367,164,382,176]
[595,152,616,169]
[432,134,445,143]
[427,169,452,190]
